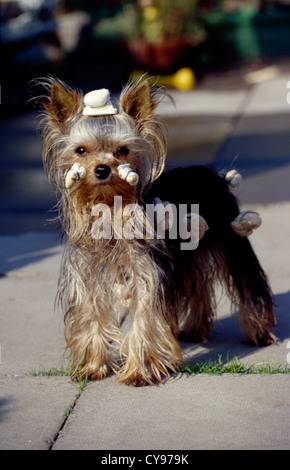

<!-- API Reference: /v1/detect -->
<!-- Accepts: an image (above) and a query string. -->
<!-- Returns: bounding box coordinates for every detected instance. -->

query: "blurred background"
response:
[2,0,290,107]
[1,0,290,234]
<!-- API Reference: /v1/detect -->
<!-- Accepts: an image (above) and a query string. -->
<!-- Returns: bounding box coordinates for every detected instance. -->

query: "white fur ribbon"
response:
[226,169,242,189]
[152,198,174,232]
[65,163,86,189]
[231,210,262,237]
[118,164,139,186]
[180,213,209,242]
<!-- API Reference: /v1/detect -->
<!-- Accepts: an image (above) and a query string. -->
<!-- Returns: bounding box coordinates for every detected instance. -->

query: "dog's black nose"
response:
[95,165,111,180]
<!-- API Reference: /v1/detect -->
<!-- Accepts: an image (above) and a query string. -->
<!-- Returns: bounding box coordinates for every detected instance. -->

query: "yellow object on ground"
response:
[130,68,196,91]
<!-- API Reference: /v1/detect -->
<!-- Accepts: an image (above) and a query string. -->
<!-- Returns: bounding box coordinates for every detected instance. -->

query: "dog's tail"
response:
[206,171,277,345]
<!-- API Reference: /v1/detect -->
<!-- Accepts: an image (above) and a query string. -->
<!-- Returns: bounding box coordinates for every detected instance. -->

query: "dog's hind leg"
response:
[201,170,276,345]
[224,233,277,345]
[208,200,277,345]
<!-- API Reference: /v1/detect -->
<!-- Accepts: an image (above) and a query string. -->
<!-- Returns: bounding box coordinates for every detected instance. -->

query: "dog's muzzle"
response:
[95,165,111,180]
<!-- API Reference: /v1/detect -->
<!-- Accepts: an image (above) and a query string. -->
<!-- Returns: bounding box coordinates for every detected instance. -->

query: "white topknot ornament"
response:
[83,89,118,116]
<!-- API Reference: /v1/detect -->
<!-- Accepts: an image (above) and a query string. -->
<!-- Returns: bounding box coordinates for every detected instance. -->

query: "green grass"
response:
[179,355,290,375]
[30,361,88,395]
[64,407,73,419]
[30,362,71,377]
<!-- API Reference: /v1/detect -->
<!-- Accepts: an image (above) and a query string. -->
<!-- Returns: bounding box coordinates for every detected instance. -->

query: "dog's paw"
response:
[231,210,262,237]
[72,363,110,381]
[117,362,164,386]
[87,364,111,381]
[117,371,151,386]
[90,365,110,380]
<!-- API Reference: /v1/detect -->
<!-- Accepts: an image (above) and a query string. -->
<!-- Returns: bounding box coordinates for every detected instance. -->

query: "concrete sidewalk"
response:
[1,67,290,450]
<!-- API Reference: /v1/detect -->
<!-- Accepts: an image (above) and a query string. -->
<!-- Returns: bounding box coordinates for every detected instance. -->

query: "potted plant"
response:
[92,0,206,72]
[126,0,206,71]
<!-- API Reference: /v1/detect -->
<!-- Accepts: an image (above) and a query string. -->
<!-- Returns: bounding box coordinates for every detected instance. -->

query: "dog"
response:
[37,77,276,386]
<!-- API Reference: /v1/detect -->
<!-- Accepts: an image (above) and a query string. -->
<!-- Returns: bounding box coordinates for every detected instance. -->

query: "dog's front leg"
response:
[116,261,183,386]
[65,298,115,381]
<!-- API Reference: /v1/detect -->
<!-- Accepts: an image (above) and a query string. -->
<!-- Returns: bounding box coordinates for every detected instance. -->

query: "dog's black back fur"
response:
[145,166,275,344]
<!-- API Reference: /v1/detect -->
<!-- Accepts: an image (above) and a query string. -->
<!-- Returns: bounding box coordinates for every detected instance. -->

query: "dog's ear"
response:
[48,82,80,126]
[119,80,156,123]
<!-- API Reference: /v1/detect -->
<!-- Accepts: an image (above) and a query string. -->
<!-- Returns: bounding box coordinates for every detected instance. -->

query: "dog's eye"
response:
[75,147,87,156]
[115,146,129,158]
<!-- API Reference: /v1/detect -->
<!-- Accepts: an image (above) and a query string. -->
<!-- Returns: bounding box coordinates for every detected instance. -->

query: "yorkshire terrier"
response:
[37,77,276,386]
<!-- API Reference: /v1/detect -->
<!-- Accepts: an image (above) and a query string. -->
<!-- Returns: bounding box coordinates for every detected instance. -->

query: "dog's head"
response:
[39,78,167,208]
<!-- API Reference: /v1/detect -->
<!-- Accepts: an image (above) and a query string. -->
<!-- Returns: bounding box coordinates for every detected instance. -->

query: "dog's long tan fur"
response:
[38,77,276,386]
